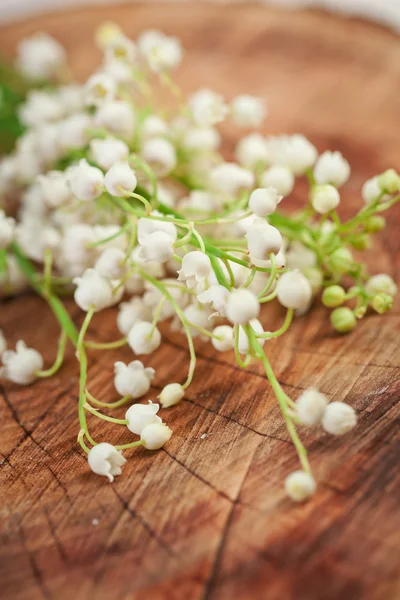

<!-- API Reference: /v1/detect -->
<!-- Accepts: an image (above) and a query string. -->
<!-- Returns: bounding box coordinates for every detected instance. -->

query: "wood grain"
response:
[1,4,400,600]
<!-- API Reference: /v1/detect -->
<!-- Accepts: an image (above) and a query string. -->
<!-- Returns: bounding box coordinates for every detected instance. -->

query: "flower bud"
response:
[141,422,172,450]
[226,289,260,325]
[349,234,370,251]
[67,159,104,201]
[211,325,234,352]
[371,293,393,314]
[364,215,385,233]
[246,221,283,261]
[90,137,129,170]
[276,270,312,310]
[330,307,356,333]
[327,247,353,275]
[322,402,357,435]
[284,470,316,502]
[104,161,137,196]
[302,267,323,295]
[313,151,350,187]
[378,169,400,194]
[295,388,328,426]
[159,383,184,408]
[249,187,281,217]
[311,184,340,214]
[322,285,346,308]
[365,274,397,298]
[95,248,127,280]
[260,165,294,197]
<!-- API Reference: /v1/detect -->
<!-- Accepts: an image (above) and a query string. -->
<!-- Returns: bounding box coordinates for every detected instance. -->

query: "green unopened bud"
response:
[302,267,323,295]
[371,293,393,314]
[328,247,353,275]
[349,234,370,250]
[330,307,357,333]
[322,285,346,308]
[378,169,400,194]
[354,305,367,319]
[364,215,385,233]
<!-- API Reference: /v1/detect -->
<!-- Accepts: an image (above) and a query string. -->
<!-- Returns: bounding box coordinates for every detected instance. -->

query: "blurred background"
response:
[1,0,400,30]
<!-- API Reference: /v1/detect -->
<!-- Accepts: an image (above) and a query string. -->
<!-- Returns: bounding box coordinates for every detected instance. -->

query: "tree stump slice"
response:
[0,4,400,600]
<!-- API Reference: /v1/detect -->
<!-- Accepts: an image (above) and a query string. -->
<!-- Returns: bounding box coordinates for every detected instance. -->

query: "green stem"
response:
[84,403,129,425]
[36,330,68,378]
[86,390,132,410]
[115,440,145,451]
[248,327,311,474]
[139,270,196,389]
[257,308,294,339]
[85,337,127,350]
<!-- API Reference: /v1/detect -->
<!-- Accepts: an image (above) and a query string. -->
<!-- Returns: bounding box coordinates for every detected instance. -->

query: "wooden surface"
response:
[1,4,400,600]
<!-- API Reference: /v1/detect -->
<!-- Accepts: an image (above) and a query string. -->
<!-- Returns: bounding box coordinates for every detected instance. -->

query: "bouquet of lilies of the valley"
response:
[0,24,398,501]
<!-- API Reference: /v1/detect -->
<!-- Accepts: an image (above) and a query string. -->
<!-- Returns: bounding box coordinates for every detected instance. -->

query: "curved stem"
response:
[84,403,129,425]
[36,330,68,378]
[85,337,127,350]
[257,308,294,339]
[139,270,196,390]
[86,389,132,410]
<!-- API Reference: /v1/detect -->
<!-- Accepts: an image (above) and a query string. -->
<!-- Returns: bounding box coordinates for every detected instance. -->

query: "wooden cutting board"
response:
[0,4,399,600]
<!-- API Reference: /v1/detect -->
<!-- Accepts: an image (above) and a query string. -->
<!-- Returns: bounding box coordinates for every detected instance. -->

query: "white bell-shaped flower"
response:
[235,133,269,169]
[138,30,182,72]
[0,340,43,385]
[84,73,116,106]
[313,151,350,187]
[141,422,173,449]
[197,284,229,318]
[117,297,152,336]
[114,361,155,399]
[249,187,281,217]
[226,289,260,325]
[104,161,137,196]
[125,400,162,435]
[95,248,127,280]
[141,115,169,140]
[261,165,294,197]
[189,88,228,127]
[105,34,137,64]
[211,325,234,352]
[276,270,312,310]
[128,321,161,355]
[95,100,136,139]
[59,113,93,151]
[141,138,177,177]
[138,231,175,263]
[73,268,113,312]
[177,251,211,290]
[0,210,16,250]
[87,442,126,482]
[312,184,340,214]
[17,32,66,81]
[90,137,129,170]
[210,162,254,197]
[231,95,266,128]
[67,159,104,201]
[246,220,283,261]
[37,171,71,208]
[137,212,177,244]
[365,274,397,298]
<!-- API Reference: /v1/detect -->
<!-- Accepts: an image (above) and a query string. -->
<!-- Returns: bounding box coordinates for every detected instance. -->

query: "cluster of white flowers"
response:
[1,24,399,499]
